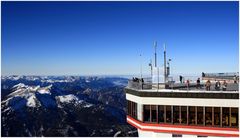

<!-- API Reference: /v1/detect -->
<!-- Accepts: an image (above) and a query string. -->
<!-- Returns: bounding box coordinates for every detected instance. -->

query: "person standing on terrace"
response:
[206,80,211,91]
[179,75,183,83]
[196,78,201,89]
[186,80,190,90]
[215,80,221,91]
[222,80,227,91]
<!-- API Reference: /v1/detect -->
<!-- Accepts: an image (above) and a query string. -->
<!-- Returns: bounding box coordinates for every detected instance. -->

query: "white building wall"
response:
[138,131,224,138]
[137,103,143,121]
[126,93,239,107]
[182,134,198,137]
[208,136,224,138]
[138,129,172,137]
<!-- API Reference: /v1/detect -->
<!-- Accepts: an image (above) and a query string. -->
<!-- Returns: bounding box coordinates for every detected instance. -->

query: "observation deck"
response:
[125,77,239,137]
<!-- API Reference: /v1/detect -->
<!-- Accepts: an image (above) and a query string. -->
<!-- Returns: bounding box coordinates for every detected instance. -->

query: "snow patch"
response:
[38,89,50,94]
[13,83,26,89]
[83,103,93,108]
[56,94,81,104]
[29,85,40,91]
[37,85,52,94]
[26,95,37,107]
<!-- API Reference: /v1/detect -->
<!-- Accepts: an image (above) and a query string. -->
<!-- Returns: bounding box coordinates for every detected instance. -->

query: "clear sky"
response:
[2,1,239,76]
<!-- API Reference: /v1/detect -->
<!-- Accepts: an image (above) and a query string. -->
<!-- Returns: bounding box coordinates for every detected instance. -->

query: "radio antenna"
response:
[154,41,157,67]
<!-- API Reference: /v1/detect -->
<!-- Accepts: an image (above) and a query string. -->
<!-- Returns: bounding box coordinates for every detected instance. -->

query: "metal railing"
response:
[127,78,239,91]
[127,80,152,90]
[203,72,239,77]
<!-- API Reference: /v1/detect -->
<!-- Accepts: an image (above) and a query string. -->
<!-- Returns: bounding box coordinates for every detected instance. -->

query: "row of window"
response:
[127,100,137,119]
[143,105,238,127]
[126,100,239,128]
[173,134,207,137]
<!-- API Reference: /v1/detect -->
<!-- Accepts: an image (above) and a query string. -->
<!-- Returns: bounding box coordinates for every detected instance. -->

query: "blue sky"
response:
[2,1,239,76]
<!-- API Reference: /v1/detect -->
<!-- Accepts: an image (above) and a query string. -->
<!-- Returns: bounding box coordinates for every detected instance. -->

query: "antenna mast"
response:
[140,54,142,79]
[154,41,157,67]
[164,43,167,84]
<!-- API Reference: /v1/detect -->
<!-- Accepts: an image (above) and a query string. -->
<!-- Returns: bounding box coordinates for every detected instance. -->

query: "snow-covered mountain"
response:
[1,76,137,137]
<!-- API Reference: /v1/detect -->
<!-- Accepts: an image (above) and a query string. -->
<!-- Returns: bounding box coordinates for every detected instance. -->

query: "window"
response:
[205,107,212,126]
[172,134,182,137]
[189,106,196,125]
[166,106,172,123]
[132,102,136,118]
[158,105,164,123]
[151,105,157,123]
[144,105,150,122]
[181,106,187,124]
[127,101,132,116]
[127,100,130,115]
[173,106,180,124]
[214,107,220,126]
[133,103,238,129]
[197,107,203,125]
[127,100,137,119]
[231,108,238,127]
[222,107,230,127]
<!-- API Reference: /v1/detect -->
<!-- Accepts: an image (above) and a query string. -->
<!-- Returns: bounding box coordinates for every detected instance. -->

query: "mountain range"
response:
[1,75,137,137]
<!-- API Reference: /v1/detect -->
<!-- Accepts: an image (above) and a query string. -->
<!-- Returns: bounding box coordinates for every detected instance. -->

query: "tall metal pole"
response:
[150,59,153,78]
[164,43,167,84]
[140,54,142,79]
[154,41,157,67]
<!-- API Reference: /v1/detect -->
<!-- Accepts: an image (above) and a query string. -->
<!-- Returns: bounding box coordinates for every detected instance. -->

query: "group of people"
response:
[132,77,144,83]
[181,75,228,91]
[205,80,228,91]
[185,78,201,89]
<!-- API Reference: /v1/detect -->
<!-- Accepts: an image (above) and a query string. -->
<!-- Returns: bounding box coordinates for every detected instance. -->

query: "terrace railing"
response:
[127,78,239,91]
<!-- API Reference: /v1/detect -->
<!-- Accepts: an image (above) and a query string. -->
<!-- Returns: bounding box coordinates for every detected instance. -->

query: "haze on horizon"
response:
[1,1,239,76]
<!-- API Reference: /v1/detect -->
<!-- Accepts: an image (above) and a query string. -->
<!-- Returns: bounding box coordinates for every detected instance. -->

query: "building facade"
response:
[125,87,239,137]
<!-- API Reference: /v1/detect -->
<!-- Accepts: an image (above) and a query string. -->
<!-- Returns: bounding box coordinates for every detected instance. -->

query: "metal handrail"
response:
[203,72,239,77]
[127,79,239,91]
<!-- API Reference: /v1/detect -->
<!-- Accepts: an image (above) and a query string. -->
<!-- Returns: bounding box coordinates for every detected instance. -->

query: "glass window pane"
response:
[144,105,150,122]
[214,107,220,126]
[132,102,137,119]
[131,101,134,117]
[166,106,172,123]
[173,106,180,124]
[151,105,157,123]
[181,106,187,124]
[222,108,230,127]
[173,134,182,137]
[158,105,164,123]
[132,101,134,117]
[129,101,132,116]
[231,108,238,127]
[189,106,196,125]
[127,101,129,115]
[197,107,203,125]
[135,103,137,118]
[205,107,212,126]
